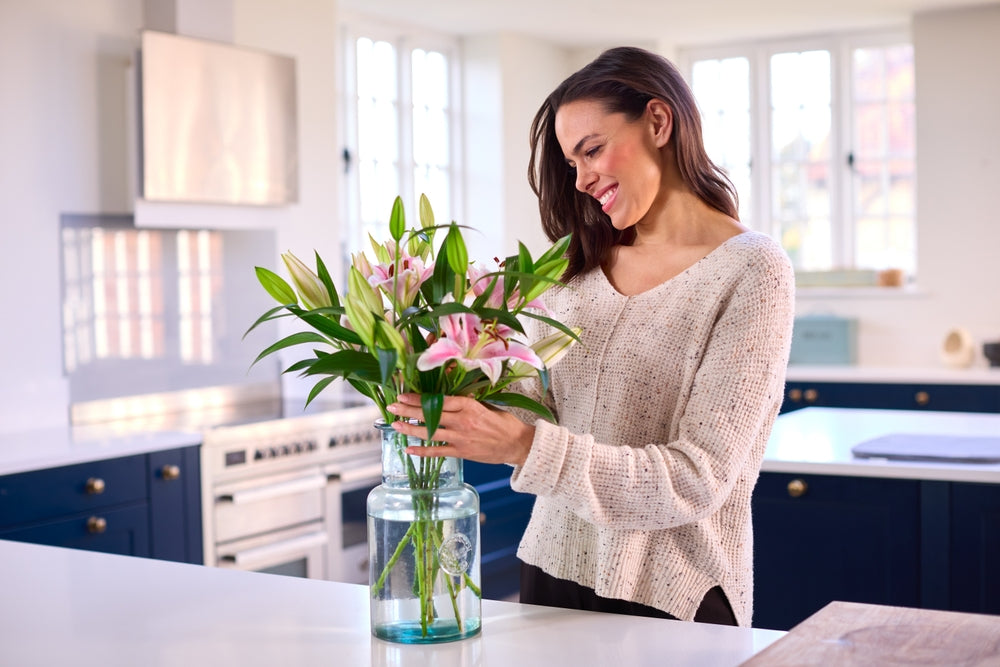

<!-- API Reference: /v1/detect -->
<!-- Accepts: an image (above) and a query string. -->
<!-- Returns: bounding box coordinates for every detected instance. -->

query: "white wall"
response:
[0,1,142,432]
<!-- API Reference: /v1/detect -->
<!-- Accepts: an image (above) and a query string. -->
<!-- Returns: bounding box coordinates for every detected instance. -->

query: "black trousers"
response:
[519,562,737,626]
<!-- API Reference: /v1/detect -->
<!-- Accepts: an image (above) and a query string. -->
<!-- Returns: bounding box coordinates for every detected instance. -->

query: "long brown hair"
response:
[528,46,738,281]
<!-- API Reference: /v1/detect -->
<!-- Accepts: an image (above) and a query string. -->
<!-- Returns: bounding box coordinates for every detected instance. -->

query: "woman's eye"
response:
[585,146,601,158]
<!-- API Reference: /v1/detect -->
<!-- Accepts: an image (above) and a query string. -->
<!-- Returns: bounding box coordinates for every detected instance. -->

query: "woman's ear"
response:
[646,99,673,148]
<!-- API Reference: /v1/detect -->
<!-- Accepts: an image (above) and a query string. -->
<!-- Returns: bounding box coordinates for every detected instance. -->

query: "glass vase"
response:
[367,420,482,643]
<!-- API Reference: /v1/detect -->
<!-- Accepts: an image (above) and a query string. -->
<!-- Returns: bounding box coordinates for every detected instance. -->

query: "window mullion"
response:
[833,40,852,269]
[397,38,415,213]
[754,44,774,239]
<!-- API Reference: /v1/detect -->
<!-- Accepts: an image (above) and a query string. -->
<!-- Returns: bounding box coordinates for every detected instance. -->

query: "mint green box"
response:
[789,315,858,365]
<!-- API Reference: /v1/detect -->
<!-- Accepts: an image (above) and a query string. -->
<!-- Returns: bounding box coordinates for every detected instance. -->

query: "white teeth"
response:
[598,187,615,206]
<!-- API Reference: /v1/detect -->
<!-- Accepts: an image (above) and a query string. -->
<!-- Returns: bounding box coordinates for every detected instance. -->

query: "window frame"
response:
[680,28,915,277]
[339,15,465,263]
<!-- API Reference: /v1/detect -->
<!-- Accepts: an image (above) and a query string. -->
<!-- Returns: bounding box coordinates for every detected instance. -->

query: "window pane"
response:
[850,43,915,273]
[770,50,832,269]
[690,56,752,224]
[411,48,451,218]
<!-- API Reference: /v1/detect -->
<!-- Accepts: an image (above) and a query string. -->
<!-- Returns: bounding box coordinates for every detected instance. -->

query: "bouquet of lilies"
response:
[246,194,578,432]
[246,194,578,638]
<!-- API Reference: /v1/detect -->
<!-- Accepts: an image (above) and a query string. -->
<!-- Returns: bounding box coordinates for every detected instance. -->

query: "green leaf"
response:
[284,358,317,374]
[517,242,534,274]
[304,349,381,380]
[421,393,444,440]
[389,196,406,242]
[347,378,382,407]
[314,252,341,309]
[243,304,293,339]
[485,392,555,422]
[304,376,338,407]
[255,267,297,305]
[294,309,364,346]
[521,310,582,342]
[376,347,397,385]
[249,331,330,368]
[536,233,571,266]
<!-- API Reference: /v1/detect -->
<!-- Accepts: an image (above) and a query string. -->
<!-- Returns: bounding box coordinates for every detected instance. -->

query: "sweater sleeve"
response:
[510,239,795,529]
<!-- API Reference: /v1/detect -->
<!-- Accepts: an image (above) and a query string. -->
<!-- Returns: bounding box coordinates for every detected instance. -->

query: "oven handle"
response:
[330,462,383,486]
[218,531,329,568]
[216,473,327,505]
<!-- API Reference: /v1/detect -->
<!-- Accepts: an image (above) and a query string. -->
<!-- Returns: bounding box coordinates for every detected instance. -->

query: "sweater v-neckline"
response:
[597,231,752,299]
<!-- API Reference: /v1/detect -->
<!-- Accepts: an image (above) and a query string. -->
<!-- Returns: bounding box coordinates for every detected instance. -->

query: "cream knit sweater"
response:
[510,231,795,627]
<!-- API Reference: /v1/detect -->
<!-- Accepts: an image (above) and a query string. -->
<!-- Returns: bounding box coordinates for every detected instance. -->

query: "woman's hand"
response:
[387,394,535,466]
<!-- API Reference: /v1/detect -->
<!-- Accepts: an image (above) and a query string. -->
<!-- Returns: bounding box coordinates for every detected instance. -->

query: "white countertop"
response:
[0,540,784,666]
[785,365,1000,385]
[762,407,1000,482]
[0,425,202,476]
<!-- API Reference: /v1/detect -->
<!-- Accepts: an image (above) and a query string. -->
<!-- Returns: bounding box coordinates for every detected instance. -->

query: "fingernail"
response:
[387,403,399,414]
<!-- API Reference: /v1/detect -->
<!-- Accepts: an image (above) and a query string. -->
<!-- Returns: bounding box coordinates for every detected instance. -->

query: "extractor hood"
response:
[138,29,299,207]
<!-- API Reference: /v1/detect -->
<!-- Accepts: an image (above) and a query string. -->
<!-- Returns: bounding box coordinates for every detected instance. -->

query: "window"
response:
[684,33,916,280]
[341,20,462,259]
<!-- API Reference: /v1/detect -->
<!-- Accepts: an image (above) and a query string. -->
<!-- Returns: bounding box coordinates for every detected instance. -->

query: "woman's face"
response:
[554,98,667,231]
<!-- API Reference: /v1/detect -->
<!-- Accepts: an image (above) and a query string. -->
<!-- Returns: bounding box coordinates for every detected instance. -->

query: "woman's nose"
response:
[574,165,596,193]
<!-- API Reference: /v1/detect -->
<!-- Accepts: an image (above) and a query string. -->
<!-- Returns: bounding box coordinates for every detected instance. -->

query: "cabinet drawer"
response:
[0,503,151,557]
[0,455,148,528]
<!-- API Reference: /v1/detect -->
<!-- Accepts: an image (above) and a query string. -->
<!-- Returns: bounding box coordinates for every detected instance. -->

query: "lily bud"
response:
[348,266,384,316]
[351,251,373,279]
[282,251,333,311]
[343,292,376,349]
[508,327,582,376]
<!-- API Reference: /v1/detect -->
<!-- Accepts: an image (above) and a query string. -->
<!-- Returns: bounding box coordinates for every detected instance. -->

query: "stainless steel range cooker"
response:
[73,384,384,584]
[200,402,383,583]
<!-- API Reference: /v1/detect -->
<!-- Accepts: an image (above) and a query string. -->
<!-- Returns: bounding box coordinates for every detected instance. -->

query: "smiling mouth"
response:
[597,186,617,211]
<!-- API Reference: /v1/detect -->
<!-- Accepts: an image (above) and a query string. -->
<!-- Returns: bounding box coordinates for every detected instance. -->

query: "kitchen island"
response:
[0,539,784,666]
[754,406,1000,630]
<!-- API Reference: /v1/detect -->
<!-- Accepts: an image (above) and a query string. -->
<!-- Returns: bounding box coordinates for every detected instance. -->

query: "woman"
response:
[388,46,795,627]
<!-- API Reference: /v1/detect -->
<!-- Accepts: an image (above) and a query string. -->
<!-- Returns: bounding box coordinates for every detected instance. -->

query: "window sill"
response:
[795,285,928,299]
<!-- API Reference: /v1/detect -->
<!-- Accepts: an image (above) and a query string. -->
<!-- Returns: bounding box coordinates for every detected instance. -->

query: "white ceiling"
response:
[339,0,999,48]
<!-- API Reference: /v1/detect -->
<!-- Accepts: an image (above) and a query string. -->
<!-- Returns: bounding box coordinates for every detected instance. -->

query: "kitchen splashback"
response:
[60,213,280,403]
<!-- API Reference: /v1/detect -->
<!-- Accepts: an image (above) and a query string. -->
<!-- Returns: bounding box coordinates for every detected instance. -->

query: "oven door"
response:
[327,460,382,584]
[215,522,329,578]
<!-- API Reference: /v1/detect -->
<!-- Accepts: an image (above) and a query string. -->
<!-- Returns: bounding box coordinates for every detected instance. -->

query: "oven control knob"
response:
[294,442,303,453]
[269,447,279,458]
[329,436,339,447]
[254,450,264,460]
[307,440,317,451]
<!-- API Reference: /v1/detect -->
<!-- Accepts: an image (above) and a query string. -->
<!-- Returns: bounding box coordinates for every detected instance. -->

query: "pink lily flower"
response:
[468,264,552,316]
[365,245,434,308]
[417,311,543,385]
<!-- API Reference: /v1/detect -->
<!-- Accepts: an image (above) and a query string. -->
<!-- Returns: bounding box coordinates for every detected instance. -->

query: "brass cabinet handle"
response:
[160,464,181,481]
[787,479,808,498]
[787,388,803,402]
[915,391,930,406]
[87,516,107,534]
[84,477,105,495]
[803,389,819,403]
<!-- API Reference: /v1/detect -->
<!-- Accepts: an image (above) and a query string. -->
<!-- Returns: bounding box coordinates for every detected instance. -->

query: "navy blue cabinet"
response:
[465,461,532,600]
[752,472,922,631]
[949,482,1000,615]
[781,381,1000,414]
[0,446,202,564]
[753,471,1000,630]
